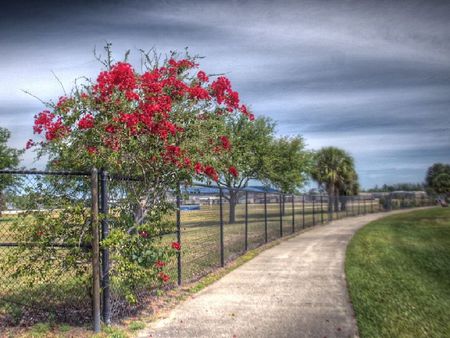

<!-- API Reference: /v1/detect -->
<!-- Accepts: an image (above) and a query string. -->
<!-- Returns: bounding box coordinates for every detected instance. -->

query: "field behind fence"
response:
[0,169,433,328]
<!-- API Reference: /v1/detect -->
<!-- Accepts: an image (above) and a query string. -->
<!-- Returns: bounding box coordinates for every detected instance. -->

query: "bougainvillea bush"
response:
[21,46,253,303]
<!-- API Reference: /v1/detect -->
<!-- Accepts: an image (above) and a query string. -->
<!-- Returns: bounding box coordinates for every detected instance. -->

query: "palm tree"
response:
[311,147,358,213]
[338,168,359,211]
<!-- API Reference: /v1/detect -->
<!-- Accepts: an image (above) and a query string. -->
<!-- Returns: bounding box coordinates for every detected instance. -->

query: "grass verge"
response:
[345,207,450,338]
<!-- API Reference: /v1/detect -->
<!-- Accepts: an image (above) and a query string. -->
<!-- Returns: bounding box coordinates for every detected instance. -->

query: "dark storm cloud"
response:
[1,0,450,187]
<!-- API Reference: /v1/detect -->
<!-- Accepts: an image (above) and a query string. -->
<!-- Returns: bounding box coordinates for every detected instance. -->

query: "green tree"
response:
[0,127,23,215]
[425,163,450,195]
[337,166,359,211]
[22,46,254,296]
[263,136,311,194]
[367,182,424,192]
[262,136,311,214]
[311,147,358,213]
[431,173,450,195]
[215,115,275,223]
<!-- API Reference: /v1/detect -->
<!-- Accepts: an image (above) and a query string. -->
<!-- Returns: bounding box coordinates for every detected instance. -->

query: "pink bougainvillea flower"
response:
[171,242,181,250]
[78,114,95,130]
[25,139,34,150]
[204,165,219,182]
[229,166,239,177]
[139,230,149,238]
[155,260,166,268]
[220,136,231,150]
[197,70,209,83]
[158,272,170,283]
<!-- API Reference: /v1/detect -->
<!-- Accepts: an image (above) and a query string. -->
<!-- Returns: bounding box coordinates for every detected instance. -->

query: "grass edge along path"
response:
[345,207,450,338]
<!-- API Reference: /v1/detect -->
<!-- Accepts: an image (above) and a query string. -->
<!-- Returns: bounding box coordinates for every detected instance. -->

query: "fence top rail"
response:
[0,169,432,201]
[0,169,91,176]
[183,184,334,197]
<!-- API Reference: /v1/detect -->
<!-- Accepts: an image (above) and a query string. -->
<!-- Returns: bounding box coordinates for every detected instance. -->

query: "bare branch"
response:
[21,90,51,106]
[51,71,67,96]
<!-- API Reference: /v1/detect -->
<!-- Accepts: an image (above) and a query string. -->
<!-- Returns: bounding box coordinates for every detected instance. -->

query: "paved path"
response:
[140,209,423,338]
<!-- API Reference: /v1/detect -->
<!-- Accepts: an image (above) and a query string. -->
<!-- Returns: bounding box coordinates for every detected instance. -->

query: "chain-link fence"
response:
[0,170,93,326]
[0,169,434,329]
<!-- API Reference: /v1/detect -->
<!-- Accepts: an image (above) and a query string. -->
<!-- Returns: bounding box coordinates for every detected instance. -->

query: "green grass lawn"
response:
[345,207,450,338]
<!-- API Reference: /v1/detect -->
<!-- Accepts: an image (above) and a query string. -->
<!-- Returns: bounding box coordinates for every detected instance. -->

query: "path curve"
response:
[140,209,424,338]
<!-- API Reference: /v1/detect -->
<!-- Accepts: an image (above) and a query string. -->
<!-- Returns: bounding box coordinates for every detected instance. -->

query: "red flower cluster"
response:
[78,114,95,129]
[188,85,210,100]
[194,162,203,174]
[139,230,149,238]
[229,166,239,177]
[171,241,181,250]
[25,139,34,150]
[204,165,219,182]
[239,104,254,120]
[197,71,208,83]
[56,96,70,113]
[94,62,137,101]
[168,58,196,71]
[155,260,166,268]
[220,136,231,150]
[31,55,255,184]
[158,272,170,283]
[33,110,69,141]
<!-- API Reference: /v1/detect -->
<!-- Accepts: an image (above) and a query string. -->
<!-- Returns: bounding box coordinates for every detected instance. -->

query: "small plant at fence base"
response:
[100,212,179,304]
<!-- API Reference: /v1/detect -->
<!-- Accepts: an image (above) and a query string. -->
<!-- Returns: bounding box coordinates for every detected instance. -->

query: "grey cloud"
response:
[1,0,450,187]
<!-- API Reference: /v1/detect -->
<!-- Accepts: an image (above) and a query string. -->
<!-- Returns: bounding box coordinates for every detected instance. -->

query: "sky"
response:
[0,0,449,189]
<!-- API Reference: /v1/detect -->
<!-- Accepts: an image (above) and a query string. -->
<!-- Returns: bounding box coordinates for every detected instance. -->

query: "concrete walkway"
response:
[140,209,422,338]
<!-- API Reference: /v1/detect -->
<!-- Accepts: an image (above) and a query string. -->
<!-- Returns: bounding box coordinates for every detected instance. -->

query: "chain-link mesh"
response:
[104,175,178,321]
[179,187,220,283]
[246,191,267,250]
[0,171,92,326]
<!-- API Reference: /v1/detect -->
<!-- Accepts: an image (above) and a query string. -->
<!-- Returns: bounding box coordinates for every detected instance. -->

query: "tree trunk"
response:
[327,186,334,214]
[334,191,339,212]
[340,196,347,211]
[228,190,238,224]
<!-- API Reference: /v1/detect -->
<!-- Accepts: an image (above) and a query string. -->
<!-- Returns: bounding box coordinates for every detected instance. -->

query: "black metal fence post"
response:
[351,196,355,216]
[99,169,111,325]
[219,188,224,267]
[245,191,248,251]
[345,196,349,217]
[302,195,305,228]
[264,192,268,243]
[328,195,332,222]
[91,169,101,333]
[291,195,295,233]
[330,196,333,220]
[335,196,339,220]
[352,197,355,215]
[312,197,316,226]
[279,194,283,237]
[176,188,182,286]
[320,195,324,224]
